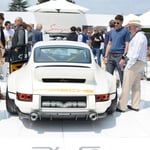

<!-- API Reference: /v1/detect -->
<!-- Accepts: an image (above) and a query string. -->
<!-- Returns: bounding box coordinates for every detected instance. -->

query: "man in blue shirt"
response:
[104,15,130,85]
[32,24,43,46]
[77,26,88,43]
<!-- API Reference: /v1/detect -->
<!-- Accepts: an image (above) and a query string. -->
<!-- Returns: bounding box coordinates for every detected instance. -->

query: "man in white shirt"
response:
[116,19,147,112]
[3,21,14,61]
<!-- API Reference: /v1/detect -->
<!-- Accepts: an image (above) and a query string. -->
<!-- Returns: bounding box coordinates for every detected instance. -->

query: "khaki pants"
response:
[118,61,144,110]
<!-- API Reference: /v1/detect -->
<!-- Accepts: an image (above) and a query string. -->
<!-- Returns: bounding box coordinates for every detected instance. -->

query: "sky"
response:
[0,0,150,15]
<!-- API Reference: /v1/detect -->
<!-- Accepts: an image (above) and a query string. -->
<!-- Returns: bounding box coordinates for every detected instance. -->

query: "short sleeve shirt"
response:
[109,27,130,54]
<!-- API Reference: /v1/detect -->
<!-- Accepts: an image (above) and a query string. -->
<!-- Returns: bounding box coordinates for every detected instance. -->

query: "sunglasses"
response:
[114,22,120,25]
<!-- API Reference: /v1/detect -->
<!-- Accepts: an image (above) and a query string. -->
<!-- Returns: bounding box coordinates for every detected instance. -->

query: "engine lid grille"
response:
[41,96,87,108]
[42,78,86,83]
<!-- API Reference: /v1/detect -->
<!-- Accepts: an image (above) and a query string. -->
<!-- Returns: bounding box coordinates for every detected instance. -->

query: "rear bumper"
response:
[17,108,107,121]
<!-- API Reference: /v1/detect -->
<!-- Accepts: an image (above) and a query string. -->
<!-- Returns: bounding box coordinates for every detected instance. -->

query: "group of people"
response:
[104,14,147,112]
[1,13,43,62]
[0,13,148,113]
[67,14,148,112]
[0,13,43,99]
[67,25,104,66]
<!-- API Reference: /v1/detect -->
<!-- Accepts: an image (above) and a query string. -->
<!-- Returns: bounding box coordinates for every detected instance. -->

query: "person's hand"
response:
[14,48,18,52]
[0,44,4,49]
[103,57,108,64]
[119,59,125,67]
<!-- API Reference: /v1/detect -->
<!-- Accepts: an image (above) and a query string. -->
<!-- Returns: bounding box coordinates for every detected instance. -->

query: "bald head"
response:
[36,24,43,30]
[15,17,23,27]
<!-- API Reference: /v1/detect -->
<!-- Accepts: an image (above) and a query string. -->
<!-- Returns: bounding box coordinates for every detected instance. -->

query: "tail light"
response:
[17,92,33,102]
[95,94,109,102]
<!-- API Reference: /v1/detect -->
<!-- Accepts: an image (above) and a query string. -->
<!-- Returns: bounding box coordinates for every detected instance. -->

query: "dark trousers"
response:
[3,49,10,62]
[92,48,102,66]
[106,54,123,85]
[11,47,25,61]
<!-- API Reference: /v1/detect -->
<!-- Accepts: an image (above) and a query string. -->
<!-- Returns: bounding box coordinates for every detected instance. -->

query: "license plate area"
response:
[41,96,87,108]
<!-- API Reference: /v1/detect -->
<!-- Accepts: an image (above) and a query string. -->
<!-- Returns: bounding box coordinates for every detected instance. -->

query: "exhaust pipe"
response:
[89,113,98,121]
[30,113,38,121]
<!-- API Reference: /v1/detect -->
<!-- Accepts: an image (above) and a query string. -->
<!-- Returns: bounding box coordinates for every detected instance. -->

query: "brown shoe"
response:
[0,93,6,100]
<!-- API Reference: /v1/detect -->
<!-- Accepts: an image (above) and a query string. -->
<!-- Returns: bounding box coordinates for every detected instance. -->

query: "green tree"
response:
[38,0,75,4]
[38,0,49,3]
[9,0,29,11]
[66,0,75,3]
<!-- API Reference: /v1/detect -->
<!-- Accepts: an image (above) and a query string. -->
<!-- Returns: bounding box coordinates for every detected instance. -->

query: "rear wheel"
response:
[107,91,118,114]
[6,87,17,114]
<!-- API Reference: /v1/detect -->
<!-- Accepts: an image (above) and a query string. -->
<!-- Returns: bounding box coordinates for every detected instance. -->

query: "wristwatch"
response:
[121,52,127,60]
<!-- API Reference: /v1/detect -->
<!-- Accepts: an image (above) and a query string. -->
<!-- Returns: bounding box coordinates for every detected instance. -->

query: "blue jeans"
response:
[92,48,102,66]
[106,54,123,85]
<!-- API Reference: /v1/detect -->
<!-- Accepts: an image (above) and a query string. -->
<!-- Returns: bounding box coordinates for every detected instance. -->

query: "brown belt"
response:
[110,53,123,57]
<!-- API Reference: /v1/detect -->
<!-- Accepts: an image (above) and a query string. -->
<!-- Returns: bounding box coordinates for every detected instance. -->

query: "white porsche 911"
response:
[6,41,117,121]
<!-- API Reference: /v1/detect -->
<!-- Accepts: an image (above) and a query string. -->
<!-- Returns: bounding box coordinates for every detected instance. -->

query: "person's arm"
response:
[124,41,129,54]
[99,34,104,42]
[103,32,109,56]
[40,32,43,41]
[103,41,111,64]
[121,29,130,60]
[119,41,129,67]
[17,29,25,46]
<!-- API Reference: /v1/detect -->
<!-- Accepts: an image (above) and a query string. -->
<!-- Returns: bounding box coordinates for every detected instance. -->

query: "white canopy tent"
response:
[26,0,89,14]
[123,14,139,26]
[139,11,150,28]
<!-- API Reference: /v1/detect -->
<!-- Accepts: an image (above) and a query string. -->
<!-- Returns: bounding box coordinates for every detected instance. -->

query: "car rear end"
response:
[10,41,117,121]
[15,64,116,121]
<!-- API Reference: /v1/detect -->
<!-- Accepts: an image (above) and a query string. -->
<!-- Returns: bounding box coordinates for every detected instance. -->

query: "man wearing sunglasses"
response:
[104,15,130,86]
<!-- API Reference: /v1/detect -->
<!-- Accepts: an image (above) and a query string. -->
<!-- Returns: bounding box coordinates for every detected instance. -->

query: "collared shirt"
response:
[3,28,14,49]
[126,31,147,69]
[109,27,130,54]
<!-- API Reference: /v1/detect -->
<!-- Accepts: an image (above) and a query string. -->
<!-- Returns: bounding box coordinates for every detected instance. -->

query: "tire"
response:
[107,91,118,114]
[146,78,150,81]
[6,87,17,114]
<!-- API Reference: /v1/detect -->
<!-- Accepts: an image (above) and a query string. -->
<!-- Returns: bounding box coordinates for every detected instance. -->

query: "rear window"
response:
[34,46,91,63]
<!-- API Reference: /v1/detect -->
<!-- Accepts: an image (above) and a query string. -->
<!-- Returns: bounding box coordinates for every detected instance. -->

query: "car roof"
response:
[33,40,90,49]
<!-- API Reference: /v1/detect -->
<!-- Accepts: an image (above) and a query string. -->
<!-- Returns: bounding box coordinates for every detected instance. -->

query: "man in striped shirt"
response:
[117,19,147,112]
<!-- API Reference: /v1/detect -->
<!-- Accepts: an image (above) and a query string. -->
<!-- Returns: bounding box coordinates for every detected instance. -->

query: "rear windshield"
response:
[34,46,91,63]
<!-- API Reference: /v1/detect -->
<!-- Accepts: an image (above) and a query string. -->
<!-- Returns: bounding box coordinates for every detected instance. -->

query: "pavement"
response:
[0,80,150,150]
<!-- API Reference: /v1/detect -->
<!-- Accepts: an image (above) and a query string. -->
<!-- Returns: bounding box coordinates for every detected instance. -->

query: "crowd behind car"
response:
[0,13,149,114]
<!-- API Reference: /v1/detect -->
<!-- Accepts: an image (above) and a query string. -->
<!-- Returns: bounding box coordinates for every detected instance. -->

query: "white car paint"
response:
[0,80,150,150]
[7,41,117,121]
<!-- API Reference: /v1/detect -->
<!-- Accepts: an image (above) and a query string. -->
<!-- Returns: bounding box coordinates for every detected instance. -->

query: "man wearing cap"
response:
[116,19,147,112]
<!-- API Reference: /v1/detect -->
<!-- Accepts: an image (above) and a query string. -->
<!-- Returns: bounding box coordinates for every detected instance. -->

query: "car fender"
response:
[8,66,33,95]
